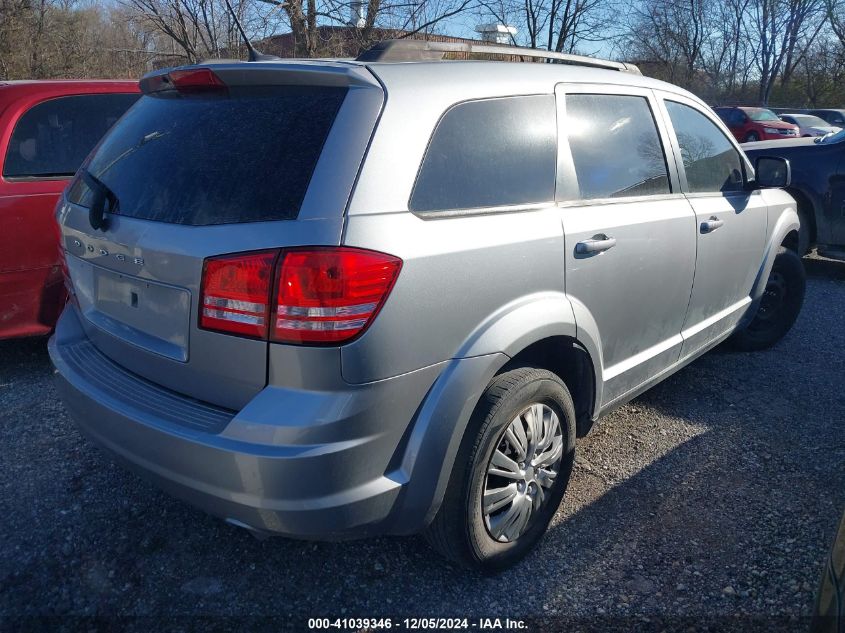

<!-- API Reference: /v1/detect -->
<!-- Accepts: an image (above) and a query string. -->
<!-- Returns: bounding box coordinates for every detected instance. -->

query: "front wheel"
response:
[744,131,760,142]
[425,368,576,572]
[731,247,805,351]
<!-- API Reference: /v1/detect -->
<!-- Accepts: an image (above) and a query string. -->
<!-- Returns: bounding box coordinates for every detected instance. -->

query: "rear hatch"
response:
[56,62,384,410]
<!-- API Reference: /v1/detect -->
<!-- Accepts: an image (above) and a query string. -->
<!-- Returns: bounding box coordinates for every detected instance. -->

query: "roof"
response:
[360,59,697,104]
[182,55,696,102]
[0,79,137,85]
[0,79,139,102]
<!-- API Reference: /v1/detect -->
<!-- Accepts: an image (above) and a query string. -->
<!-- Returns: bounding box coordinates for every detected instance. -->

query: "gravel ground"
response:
[1,256,844,632]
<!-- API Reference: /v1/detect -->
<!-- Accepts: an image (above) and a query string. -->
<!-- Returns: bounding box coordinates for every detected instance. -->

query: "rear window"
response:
[3,93,138,180]
[409,95,557,212]
[67,86,347,225]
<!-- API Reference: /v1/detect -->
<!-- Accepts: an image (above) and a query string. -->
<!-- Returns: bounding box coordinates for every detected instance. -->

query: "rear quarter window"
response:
[409,95,557,212]
[3,93,139,180]
[67,85,347,225]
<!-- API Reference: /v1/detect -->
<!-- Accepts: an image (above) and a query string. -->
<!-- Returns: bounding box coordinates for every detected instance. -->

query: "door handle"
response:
[700,217,725,233]
[575,236,617,255]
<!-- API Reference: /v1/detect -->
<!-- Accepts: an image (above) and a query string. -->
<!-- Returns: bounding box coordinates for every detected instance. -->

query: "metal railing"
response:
[355,39,641,74]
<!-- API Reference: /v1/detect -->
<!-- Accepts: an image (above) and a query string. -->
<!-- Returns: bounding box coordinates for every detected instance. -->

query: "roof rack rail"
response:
[355,40,641,74]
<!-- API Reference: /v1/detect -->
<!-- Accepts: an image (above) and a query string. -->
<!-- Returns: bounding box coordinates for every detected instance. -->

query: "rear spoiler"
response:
[139,62,380,94]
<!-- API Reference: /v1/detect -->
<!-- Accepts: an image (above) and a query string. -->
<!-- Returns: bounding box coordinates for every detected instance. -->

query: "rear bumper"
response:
[49,307,445,539]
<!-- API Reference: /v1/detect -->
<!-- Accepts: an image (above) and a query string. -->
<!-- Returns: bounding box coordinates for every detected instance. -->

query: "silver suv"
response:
[50,41,805,571]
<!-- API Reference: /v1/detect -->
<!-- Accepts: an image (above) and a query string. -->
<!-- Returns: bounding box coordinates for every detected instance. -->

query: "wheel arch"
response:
[386,293,602,534]
[453,291,602,434]
[784,186,818,249]
[741,205,801,329]
[498,337,597,438]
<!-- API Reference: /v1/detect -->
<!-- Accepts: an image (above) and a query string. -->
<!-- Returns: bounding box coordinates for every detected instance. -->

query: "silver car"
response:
[50,41,805,571]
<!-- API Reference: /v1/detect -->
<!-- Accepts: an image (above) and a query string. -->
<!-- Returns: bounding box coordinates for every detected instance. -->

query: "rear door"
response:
[57,64,384,410]
[657,94,767,358]
[555,84,697,407]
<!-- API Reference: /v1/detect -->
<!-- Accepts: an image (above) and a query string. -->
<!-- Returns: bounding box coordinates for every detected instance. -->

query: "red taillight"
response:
[199,251,278,339]
[199,247,401,345]
[272,248,402,344]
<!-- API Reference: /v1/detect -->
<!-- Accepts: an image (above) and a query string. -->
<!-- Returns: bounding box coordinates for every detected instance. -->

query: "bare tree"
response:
[548,0,610,52]
[829,0,845,39]
[274,0,477,57]
[798,36,845,105]
[118,0,249,62]
[700,0,755,98]
[0,0,154,79]
[475,0,612,52]
[624,0,711,86]
[751,0,826,103]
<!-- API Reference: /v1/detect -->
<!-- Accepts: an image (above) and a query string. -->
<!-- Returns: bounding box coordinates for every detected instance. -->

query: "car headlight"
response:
[764,127,781,134]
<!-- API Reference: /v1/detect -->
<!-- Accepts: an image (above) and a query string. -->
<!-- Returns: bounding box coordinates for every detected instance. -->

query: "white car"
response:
[780,113,842,137]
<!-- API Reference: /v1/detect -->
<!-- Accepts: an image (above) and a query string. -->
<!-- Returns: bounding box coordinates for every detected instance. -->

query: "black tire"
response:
[425,368,576,572]
[731,246,805,351]
[744,131,760,142]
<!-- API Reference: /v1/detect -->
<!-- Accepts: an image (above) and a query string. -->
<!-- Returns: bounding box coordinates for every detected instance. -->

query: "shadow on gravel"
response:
[0,336,51,373]
[1,268,844,626]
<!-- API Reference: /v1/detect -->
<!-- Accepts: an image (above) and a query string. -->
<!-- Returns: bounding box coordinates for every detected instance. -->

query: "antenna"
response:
[223,0,280,62]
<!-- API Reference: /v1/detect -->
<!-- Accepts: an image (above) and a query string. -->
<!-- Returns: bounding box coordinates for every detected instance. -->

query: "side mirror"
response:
[754,156,791,188]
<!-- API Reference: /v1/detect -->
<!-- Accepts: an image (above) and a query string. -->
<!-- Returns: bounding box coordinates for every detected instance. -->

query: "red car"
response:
[0,80,138,339]
[714,106,799,143]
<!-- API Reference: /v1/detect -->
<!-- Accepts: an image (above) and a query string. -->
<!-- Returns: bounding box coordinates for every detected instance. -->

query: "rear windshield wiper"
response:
[81,168,118,231]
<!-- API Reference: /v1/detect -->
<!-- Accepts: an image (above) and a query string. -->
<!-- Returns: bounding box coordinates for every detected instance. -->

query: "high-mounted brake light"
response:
[198,247,402,345]
[199,251,277,339]
[169,69,227,91]
[272,248,402,344]
[140,68,227,95]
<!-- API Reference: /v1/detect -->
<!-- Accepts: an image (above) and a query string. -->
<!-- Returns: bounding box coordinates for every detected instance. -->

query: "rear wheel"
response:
[731,247,805,351]
[425,368,576,572]
[744,131,760,142]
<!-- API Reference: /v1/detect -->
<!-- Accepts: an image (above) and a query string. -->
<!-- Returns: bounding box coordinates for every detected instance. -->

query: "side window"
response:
[409,95,556,212]
[665,101,744,194]
[563,93,670,200]
[3,93,139,180]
